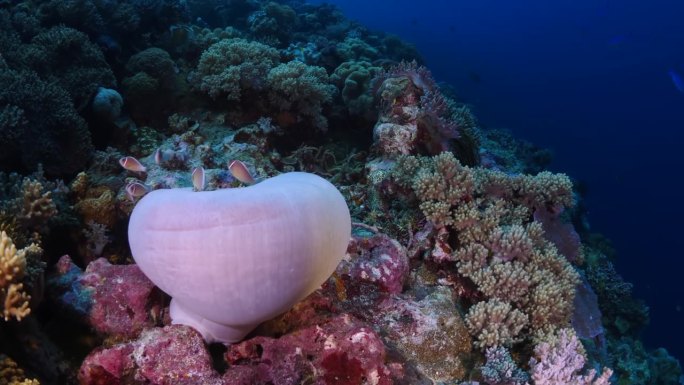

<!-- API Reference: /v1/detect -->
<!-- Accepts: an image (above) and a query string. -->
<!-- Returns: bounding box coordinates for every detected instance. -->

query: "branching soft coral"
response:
[17,178,57,230]
[465,299,528,348]
[475,168,574,213]
[266,61,337,131]
[394,152,474,227]
[0,231,30,321]
[390,152,580,347]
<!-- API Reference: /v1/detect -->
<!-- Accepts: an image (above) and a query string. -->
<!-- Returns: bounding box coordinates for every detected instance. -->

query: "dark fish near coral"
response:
[168,24,195,47]
[468,71,482,84]
[668,69,684,93]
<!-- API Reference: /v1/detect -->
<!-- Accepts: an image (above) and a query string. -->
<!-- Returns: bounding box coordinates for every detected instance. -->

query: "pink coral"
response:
[340,231,409,294]
[529,329,613,385]
[225,314,401,385]
[79,325,223,385]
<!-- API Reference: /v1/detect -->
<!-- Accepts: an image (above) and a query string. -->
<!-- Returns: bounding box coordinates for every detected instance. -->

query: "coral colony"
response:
[0,0,681,384]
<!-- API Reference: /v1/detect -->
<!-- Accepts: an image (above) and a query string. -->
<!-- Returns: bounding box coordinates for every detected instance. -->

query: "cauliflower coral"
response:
[266,61,337,130]
[192,38,280,100]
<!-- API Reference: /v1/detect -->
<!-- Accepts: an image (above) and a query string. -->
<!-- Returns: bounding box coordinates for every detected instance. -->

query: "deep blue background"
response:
[310,0,684,360]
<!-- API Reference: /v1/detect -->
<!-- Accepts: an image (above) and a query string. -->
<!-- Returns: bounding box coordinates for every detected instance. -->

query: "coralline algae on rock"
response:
[50,255,161,338]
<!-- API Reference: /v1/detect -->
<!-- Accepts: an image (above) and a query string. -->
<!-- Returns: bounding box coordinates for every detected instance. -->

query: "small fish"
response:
[126,182,150,201]
[119,156,147,173]
[192,167,205,192]
[228,160,256,185]
[154,148,163,165]
[668,69,684,93]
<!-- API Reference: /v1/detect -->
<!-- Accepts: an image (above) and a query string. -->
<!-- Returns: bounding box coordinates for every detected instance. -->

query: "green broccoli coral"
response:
[192,38,280,101]
[266,61,337,130]
[331,60,382,119]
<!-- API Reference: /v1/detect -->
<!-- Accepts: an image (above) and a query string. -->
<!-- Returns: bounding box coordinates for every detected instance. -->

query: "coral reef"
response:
[382,152,580,346]
[0,0,679,383]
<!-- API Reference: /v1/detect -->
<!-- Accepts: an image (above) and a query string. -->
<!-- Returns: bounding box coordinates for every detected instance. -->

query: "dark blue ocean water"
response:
[312,0,684,361]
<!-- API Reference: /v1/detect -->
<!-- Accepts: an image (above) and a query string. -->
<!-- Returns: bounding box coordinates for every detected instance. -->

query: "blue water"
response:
[311,0,684,360]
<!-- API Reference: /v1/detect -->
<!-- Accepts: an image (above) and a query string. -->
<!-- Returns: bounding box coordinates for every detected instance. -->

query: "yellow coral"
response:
[17,179,57,229]
[69,172,89,199]
[409,152,474,227]
[0,232,30,321]
[464,299,528,348]
[73,189,116,227]
[526,246,581,331]
[514,171,574,210]
[0,355,40,385]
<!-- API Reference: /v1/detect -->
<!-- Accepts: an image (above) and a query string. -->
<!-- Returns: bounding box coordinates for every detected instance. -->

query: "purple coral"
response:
[482,346,529,385]
[533,207,581,263]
